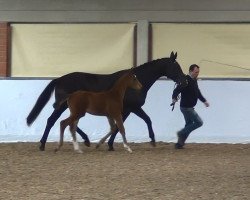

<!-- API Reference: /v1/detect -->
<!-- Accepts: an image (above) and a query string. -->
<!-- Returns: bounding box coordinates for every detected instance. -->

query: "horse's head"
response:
[166,52,188,88]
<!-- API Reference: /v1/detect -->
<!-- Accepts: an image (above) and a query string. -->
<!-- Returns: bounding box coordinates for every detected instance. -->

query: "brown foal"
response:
[55,71,142,153]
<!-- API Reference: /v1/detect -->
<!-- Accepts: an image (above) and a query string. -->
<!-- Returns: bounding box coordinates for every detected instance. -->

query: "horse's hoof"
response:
[150,141,156,147]
[54,148,59,153]
[39,145,45,151]
[96,144,100,149]
[108,146,114,151]
[127,148,133,153]
[84,141,91,147]
[76,149,83,154]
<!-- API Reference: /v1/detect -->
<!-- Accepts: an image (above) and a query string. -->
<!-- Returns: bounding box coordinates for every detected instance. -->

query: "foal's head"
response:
[125,71,142,90]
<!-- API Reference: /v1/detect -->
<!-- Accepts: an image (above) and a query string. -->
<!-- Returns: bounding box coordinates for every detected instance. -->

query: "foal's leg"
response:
[115,115,132,153]
[70,120,83,153]
[107,111,130,151]
[96,117,117,149]
[55,117,70,152]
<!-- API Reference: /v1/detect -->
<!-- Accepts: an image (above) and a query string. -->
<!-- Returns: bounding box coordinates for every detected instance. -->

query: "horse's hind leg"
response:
[96,117,116,149]
[40,103,67,151]
[70,120,83,153]
[115,116,132,153]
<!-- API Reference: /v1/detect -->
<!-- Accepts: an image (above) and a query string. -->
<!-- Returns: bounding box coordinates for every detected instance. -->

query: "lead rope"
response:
[170,83,180,111]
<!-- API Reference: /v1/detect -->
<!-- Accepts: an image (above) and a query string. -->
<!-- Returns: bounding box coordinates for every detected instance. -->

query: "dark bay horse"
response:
[27,52,187,151]
[55,72,142,153]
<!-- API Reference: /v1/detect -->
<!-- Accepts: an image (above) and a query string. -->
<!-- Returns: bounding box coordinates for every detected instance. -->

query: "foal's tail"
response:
[26,79,57,126]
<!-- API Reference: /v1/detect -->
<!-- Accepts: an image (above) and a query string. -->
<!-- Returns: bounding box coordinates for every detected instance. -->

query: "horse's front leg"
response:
[76,127,91,147]
[70,120,83,154]
[132,108,156,147]
[115,116,132,153]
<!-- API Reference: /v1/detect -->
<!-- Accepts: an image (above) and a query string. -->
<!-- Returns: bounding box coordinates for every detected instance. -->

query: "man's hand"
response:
[170,99,178,111]
[204,101,209,107]
[172,98,178,104]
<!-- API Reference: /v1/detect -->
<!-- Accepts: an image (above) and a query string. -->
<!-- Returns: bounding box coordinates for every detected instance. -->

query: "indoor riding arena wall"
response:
[0,79,250,143]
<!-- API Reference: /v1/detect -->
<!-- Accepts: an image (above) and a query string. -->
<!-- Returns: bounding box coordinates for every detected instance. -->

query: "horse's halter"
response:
[170,60,187,87]
[175,72,188,88]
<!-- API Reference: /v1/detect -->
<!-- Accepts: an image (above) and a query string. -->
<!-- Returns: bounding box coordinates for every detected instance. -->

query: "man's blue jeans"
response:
[179,107,203,140]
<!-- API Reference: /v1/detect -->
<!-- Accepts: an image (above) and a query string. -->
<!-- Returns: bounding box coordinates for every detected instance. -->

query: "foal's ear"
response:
[170,51,177,61]
[129,67,135,74]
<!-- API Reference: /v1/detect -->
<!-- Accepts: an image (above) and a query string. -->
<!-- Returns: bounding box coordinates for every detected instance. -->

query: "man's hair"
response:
[189,64,200,72]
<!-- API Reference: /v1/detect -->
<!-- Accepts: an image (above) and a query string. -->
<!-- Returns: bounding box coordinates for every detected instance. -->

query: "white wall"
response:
[0,79,249,143]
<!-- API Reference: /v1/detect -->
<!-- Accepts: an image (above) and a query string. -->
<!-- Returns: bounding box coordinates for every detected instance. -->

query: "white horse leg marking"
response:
[115,116,132,153]
[96,133,111,148]
[123,143,132,153]
[71,120,83,153]
[72,140,83,153]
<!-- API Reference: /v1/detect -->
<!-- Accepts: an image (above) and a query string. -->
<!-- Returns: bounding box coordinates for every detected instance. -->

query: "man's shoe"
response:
[177,132,186,146]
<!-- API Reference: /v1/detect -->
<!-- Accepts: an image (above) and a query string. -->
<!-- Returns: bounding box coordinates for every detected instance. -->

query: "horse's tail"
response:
[26,79,57,126]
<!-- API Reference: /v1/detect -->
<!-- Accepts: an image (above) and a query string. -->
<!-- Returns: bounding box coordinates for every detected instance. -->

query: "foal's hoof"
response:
[84,141,91,147]
[76,149,83,154]
[150,141,156,147]
[127,148,133,153]
[95,144,100,149]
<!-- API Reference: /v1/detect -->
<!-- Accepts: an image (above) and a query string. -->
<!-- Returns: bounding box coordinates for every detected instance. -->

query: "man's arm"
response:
[198,88,209,107]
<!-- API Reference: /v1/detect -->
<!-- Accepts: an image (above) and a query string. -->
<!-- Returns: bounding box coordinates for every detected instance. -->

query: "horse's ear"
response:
[170,51,177,62]
[174,52,177,60]
[170,51,174,59]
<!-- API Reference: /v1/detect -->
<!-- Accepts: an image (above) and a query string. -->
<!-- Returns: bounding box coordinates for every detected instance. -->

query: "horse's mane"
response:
[134,57,168,71]
[83,58,169,76]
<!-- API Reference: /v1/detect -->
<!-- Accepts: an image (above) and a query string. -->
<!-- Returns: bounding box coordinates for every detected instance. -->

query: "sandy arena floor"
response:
[0,142,249,200]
